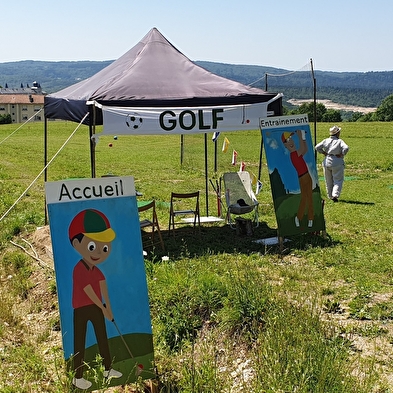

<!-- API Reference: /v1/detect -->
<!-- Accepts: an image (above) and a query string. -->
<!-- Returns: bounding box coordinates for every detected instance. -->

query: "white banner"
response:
[99,100,278,136]
[45,176,135,204]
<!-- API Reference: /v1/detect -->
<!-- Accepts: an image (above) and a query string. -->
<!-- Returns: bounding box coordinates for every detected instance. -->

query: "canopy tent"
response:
[44,27,282,214]
[45,27,281,122]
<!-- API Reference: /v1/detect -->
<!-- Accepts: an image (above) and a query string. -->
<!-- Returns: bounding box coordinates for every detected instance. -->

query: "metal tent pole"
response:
[204,133,209,216]
[310,58,317,160]
[44,116,48,224]
[88,105,96,178]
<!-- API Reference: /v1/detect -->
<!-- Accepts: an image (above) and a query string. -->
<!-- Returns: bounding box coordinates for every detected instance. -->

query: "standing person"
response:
[315,125,349,202]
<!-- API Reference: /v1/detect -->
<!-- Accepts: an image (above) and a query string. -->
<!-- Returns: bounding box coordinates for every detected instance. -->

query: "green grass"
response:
[0,121,393,391]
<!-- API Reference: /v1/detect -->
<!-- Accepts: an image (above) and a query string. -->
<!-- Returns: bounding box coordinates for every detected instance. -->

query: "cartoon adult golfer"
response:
[282,129,314,228]
[69,209,122,390]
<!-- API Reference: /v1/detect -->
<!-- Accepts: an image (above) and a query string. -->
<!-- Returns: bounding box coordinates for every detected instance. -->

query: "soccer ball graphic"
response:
[125,113,143,130]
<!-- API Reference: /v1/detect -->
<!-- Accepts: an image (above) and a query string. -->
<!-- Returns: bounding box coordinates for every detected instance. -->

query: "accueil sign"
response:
[45,176,155,390]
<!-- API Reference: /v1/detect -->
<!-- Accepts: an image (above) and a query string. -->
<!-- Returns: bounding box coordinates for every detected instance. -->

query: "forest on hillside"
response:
[1,60,393,108]
[198,62,393,107]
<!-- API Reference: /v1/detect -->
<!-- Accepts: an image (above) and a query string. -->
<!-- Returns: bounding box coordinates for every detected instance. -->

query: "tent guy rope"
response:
[248,61,311,87]
[0,113,88,223]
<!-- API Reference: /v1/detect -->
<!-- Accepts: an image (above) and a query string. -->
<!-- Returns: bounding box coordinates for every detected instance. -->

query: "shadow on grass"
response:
[338,199,375,205]
[142,221,339,261]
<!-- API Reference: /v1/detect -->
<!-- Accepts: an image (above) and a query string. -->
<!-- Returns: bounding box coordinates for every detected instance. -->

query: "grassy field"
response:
[1,120,393,392]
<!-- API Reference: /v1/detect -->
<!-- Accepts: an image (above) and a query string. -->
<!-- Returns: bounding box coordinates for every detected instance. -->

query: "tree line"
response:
[1,96,392,125]
[285,94,393,122]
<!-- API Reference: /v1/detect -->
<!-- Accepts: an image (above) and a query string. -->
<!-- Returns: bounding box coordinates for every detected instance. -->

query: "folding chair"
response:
[168,191,200,236]
[222,171,259,229]
[138,200,165,251]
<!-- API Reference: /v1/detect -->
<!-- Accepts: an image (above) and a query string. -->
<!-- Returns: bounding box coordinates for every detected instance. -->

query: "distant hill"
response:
[197,61,393,108]
[1,60,393,108]
[0,60,112,94]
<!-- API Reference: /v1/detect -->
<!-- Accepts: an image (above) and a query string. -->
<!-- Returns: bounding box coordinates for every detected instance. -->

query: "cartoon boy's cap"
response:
[69,209,115,242]
[281,131,294,143]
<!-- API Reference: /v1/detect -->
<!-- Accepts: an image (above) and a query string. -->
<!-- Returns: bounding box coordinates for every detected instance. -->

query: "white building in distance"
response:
[0,81,45,123]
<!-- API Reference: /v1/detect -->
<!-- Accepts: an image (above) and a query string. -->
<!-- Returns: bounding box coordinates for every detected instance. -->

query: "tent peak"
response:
[138,27,179,52]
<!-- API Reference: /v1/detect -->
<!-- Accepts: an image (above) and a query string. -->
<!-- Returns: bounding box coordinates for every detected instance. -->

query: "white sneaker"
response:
[104,368,122,378]
[72,377,92,389]
[295,216,300,227]
[308,220,313,228]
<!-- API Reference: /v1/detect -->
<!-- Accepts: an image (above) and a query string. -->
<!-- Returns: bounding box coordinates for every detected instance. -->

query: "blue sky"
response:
[3,0,392,72]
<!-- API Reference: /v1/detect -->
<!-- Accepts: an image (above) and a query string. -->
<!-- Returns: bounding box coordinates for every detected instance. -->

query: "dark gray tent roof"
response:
[45,27,281,124]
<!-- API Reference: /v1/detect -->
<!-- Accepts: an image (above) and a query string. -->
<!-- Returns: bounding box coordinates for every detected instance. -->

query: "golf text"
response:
[159,108,224,131]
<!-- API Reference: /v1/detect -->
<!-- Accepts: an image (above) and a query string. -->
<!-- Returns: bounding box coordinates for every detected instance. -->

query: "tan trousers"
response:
[297,172,314,221]
[323,164,344,199]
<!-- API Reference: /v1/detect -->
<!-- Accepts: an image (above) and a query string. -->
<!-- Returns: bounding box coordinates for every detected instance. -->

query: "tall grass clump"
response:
[253,296,376,392]
[1,251,33,302]
[149,254,229,351]
[217,257,272,339]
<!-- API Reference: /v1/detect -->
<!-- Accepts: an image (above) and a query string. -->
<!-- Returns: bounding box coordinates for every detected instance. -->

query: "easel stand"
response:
[278,236,284,253]
[235,217,253,236]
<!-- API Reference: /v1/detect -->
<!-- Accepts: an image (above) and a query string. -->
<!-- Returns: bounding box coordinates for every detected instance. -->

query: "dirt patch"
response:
[30,225,54,265]
[288,98,377,114]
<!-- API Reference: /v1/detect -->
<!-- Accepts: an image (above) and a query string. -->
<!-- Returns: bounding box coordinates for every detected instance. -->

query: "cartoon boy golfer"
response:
[282,129,314,228]
[69,209,122,390]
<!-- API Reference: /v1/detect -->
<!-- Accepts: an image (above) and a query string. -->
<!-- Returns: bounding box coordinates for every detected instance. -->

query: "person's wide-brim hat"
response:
[329,125,341,135]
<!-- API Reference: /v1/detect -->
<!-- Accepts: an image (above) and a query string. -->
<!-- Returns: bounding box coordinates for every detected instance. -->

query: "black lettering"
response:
[179,110,195,131]
[198,110,210,130]
[104,185,114,196]
[72,187,83,199]
[57,180,126,202]
[91,185,103,198]
[212,108,224,129]
[115,180,124,196]
[82,187,91,199]
[58,183,72,201]
[159,110,176,131]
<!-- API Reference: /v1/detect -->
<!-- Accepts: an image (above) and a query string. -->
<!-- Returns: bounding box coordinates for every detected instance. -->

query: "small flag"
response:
[239,161,246,172]
[250,172,257,186]
[256,180,263,195]
[231,150,238,166]
[222,137,230,153]
[212,132,220,142]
